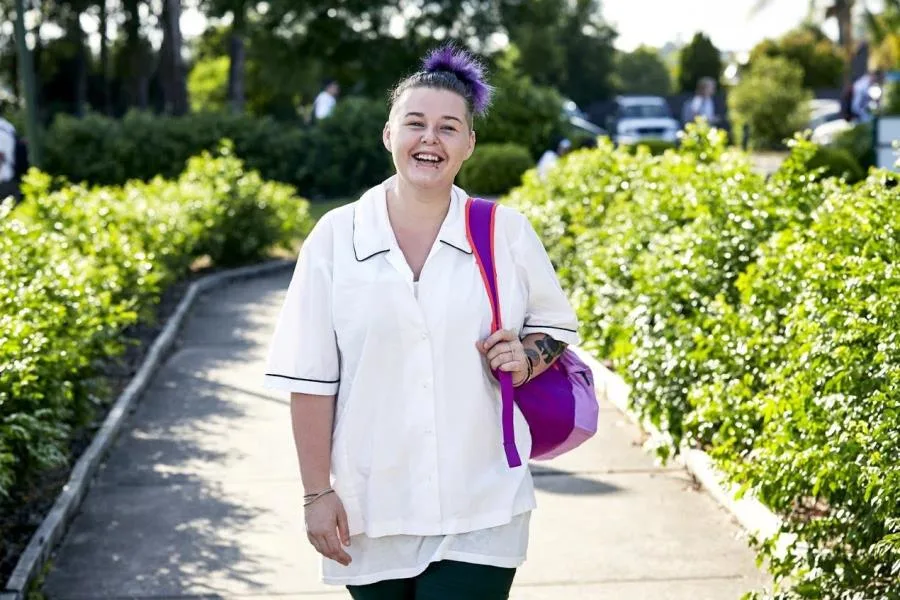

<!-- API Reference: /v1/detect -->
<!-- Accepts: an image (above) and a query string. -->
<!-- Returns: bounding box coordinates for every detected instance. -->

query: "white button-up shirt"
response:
[264,177,579,544]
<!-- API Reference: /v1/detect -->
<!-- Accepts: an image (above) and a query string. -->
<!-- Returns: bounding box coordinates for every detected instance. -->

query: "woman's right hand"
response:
[305,492,352,566]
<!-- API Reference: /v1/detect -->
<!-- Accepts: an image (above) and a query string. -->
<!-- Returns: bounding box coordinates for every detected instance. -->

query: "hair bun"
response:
[422,45,492,115]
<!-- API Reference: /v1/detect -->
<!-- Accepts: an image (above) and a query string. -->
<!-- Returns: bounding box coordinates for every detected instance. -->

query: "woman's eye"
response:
[407,121,424,127]
[442,126,457,132]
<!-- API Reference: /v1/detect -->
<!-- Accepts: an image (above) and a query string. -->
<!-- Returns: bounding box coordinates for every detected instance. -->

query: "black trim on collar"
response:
[440,240,473,255]
[352,206,390,262]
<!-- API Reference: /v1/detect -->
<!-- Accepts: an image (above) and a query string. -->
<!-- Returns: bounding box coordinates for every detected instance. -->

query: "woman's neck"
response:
[387,177,452,227]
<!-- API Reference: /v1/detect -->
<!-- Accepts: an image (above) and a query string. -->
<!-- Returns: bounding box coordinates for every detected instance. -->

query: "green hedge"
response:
[458,143,533,196]
[805,145,866,184]
[508,125,899,599]
[42,98,392,198]
[0,145,312,500]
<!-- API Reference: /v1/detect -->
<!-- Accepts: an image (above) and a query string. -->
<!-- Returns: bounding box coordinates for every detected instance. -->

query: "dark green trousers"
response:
[346,560,516,600]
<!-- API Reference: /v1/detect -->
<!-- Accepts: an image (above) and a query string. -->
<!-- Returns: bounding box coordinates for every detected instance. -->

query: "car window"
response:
[620,104,670,119]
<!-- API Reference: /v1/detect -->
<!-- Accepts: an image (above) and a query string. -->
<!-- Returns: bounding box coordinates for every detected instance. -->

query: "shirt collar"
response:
[352,176,472,262]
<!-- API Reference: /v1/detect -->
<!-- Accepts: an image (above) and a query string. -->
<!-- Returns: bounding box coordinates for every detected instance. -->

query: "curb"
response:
[572,347,783,544]
[2,259,295,600]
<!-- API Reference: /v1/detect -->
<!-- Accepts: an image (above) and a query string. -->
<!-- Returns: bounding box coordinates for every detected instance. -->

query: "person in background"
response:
[536,137,571,179]
[313,79,341,121]
[0,113,18,202]
[850,68,885,123]
[683,77,718,126]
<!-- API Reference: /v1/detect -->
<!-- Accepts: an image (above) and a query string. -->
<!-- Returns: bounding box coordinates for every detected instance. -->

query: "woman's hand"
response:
[305,491,352,566]
[477,329,531,387]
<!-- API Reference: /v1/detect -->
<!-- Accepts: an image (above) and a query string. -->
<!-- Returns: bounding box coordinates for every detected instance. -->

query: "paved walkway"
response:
[41,270,769,599]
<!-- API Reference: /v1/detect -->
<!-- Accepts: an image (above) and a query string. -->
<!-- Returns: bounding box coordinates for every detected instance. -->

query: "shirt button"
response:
[421,332,428,340]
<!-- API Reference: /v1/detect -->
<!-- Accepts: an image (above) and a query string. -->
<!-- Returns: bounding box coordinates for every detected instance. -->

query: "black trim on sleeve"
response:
[265,373,340,384]
[522,323,578,334]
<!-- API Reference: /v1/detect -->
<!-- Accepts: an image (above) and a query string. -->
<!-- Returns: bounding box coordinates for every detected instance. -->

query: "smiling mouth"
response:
[412,152,445,167]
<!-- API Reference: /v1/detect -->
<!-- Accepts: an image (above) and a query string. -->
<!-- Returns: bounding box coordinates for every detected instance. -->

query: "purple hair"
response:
[389,44,494,125]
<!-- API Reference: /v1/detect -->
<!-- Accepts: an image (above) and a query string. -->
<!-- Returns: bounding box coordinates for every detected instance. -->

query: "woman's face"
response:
[383,87,476,191]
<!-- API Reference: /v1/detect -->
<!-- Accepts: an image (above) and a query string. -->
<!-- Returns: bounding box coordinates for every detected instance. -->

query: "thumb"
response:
[337,504,351,546]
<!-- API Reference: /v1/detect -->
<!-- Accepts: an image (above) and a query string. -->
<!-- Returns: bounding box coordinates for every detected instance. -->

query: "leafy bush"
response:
[458,143,533,195]
[748,25,845,89]
[831,122,875,170]
[621,139,677,156]
[805,145,865,183]
[508,124,898,598]
[474,55,565,158]
[42,99,393,198]
[0,147,312,499]
[728,55,812,150]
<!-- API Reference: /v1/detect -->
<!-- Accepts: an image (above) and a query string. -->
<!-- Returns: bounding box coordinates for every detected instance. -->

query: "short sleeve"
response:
[510,210,581,347]
[263,216,340,395]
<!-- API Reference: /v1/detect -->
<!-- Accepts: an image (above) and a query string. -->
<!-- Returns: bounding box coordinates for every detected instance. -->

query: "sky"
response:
[604,0,820,52]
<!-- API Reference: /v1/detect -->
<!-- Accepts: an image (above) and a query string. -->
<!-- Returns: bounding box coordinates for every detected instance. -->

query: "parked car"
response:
[562,99,608,140]
[606,96,680,145]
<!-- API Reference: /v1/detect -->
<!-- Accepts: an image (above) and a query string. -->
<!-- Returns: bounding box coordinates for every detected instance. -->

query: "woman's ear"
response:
[382,122,392,152]
[464,129,476,160]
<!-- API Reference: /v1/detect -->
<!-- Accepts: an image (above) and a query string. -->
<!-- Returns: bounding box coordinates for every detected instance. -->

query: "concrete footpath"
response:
[41,271,769,599]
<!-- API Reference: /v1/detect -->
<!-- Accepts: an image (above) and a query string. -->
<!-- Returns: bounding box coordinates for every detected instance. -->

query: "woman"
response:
[264,45,579,599]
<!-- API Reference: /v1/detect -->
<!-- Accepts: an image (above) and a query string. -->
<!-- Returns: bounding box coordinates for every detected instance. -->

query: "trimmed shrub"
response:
[0,146,312,500]
[508,124,897,598]
[458,143,533,196]
[805,145,865,183]
[728,55,812,150]
[42,99,392,198]
[831,122,875,171]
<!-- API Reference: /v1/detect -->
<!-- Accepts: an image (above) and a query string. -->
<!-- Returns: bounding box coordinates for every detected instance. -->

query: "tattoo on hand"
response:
[525,348,539,368]
[535,335,565,364]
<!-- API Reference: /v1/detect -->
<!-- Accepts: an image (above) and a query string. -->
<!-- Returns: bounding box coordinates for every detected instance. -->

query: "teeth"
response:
[414,153,441,162]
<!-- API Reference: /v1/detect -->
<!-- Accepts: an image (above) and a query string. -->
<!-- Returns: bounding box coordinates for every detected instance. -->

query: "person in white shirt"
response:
[683,77,718,126]
[536,138,571,179]
[313,79,340,121]
[850,69,884,123]
[264,45,579,599]
[0,116,18,202]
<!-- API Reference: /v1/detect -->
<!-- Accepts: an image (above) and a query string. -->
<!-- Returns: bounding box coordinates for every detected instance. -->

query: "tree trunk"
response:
[123,0,149,110]
[72,11,88,117]
[160,0,188,114]
[13,0,41,168]
[99,0,111,115]
[227,3,247,114]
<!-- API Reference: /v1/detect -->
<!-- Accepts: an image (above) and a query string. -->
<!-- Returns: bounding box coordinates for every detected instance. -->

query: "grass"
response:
[308,197,354,222]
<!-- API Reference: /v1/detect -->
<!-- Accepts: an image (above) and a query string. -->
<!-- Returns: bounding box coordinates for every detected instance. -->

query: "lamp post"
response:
[13,0,42,168]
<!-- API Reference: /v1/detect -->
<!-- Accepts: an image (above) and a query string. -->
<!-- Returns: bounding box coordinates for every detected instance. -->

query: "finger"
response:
[337,506,351,547]
[324,532,352,566]
[482,329,514,351]
[499,360,525,372]
[491,354,522,370]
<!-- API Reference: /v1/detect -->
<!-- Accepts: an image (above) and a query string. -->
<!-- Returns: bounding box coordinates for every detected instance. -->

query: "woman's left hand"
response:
[477,329,530,387]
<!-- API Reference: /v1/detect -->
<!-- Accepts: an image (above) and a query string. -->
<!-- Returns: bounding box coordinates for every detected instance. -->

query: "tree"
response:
[614,46,672,95]
[749,25,844,89]
[12,0,41,166]
[677,32,723,93]
[501,0,617,106]
[728,55,812,149]
[752,0,855,82]
[865,0,900,69]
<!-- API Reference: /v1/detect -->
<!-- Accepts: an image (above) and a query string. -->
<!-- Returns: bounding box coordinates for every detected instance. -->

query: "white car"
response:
[609,96,680,145]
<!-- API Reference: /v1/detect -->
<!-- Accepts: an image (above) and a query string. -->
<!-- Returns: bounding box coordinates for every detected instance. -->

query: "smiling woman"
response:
[263,44,580,600]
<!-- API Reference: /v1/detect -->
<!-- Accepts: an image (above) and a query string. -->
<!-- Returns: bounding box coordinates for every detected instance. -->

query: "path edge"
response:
[1,259,295,600]
[571,347,784,545]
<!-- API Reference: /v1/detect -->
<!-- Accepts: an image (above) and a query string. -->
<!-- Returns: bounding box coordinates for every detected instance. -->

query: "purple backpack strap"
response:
[466,198,522,468]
